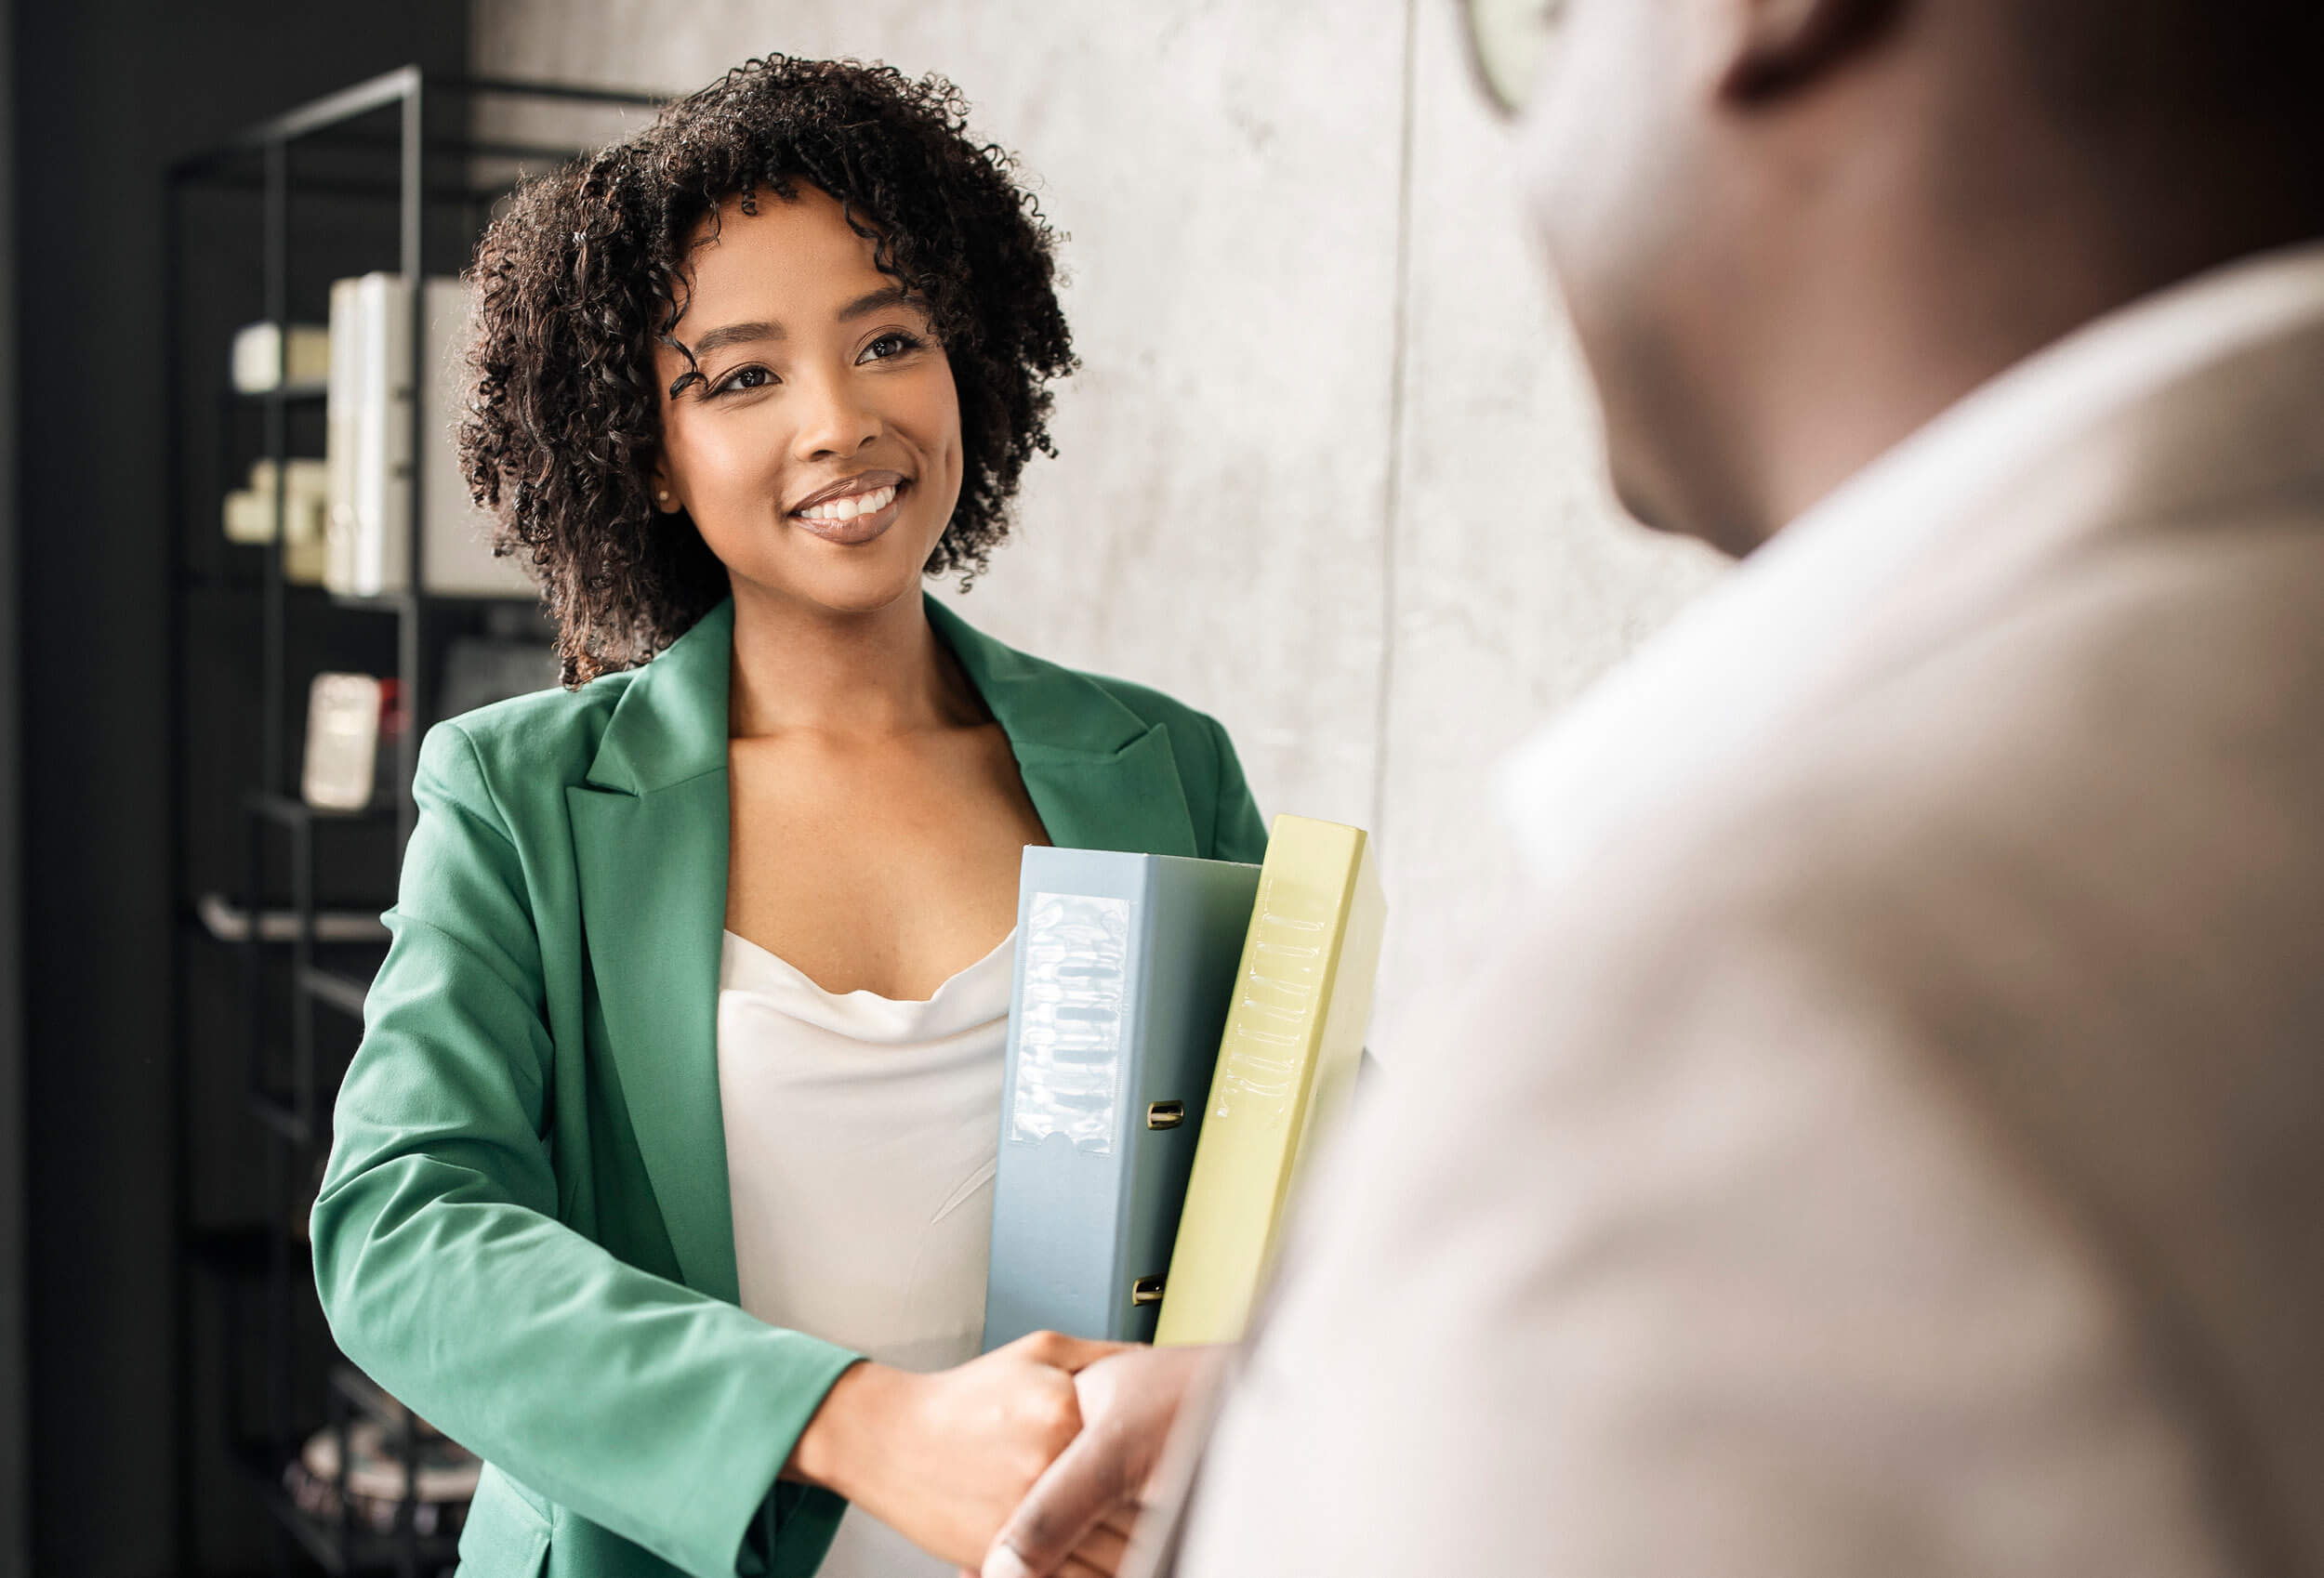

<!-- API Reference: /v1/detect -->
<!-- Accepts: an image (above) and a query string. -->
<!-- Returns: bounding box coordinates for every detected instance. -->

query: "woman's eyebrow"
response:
[690,320,782,357]
[685,291,915,357]
[838,286,918,322]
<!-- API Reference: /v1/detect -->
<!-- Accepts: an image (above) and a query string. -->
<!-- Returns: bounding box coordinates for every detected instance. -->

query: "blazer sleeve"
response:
[1204,712,1272,865]
[310,722,862,1578]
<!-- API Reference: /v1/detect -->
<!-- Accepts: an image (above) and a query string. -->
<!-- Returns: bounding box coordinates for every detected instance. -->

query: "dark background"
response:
[7,4,472,1573]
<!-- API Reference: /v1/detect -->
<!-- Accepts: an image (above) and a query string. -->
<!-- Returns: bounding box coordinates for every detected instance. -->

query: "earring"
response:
[655,489,671,504]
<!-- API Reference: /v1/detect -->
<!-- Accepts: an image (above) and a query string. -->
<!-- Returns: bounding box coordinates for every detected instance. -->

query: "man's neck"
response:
[1720,139,2324,549]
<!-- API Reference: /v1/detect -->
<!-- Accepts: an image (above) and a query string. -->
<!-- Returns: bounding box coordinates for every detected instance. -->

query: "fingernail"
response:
[984,1548,1033,1578]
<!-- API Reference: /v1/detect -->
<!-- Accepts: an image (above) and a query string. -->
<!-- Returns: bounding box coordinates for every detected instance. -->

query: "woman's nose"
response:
[789,366,880,462]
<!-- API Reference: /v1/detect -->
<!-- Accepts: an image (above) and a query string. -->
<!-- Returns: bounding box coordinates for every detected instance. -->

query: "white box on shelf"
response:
[223,457,332,584]
[325,276,363,594]
[324,273,535,600]
[223,458,329,543]
[301,673,386,811]
[231,320,331,393]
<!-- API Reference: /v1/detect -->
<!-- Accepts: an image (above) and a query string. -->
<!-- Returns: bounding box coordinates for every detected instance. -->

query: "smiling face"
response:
[650,185,966,619]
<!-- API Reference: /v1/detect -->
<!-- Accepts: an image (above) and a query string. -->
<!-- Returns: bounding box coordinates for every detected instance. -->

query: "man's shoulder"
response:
[1537,499,2324,1006]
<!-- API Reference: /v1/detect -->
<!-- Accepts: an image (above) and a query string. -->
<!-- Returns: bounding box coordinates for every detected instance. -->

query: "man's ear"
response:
[1717,0,1902,101]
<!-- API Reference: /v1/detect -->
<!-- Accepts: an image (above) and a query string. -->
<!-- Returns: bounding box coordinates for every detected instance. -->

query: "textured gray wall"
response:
[472,0,1723,1056]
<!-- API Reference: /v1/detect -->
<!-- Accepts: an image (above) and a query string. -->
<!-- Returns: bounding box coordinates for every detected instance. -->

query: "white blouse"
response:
[716,927,1016,1578]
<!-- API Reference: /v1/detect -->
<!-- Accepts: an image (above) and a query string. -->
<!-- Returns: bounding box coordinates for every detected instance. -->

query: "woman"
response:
[310,57,1268,1578]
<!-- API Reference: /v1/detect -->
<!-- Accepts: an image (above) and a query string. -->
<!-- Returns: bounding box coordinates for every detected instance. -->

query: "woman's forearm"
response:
[782,1358,899,1499]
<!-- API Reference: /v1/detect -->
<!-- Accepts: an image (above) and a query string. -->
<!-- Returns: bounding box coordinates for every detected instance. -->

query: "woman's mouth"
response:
[791,479,907,546]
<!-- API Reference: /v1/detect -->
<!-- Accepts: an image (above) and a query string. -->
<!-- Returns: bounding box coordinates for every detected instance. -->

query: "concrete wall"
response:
[472,0,1723,1056]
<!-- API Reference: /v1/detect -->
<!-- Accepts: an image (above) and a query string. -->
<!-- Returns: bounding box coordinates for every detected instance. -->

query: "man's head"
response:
[1520,0,2324,554]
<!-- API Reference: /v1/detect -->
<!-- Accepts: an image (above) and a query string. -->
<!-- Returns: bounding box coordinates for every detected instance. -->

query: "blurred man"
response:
[985,0,2324,1574]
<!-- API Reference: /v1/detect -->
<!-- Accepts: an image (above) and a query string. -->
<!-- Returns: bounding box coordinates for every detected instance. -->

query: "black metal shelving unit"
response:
[165,66,662,1576]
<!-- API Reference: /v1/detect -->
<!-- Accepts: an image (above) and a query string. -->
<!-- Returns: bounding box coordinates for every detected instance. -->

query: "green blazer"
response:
[310,594,1269,1578]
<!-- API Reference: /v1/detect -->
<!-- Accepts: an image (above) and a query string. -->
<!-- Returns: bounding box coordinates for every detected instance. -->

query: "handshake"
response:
[782,1335,1225,1578]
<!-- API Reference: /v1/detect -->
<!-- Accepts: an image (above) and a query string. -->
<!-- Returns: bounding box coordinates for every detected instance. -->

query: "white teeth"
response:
[800,483,897,522]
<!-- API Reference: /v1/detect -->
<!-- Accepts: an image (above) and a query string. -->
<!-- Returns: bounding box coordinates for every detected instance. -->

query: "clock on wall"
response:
[1460,0,1568,117]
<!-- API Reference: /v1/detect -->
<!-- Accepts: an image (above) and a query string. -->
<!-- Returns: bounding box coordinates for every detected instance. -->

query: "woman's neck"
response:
[727,581,981,742]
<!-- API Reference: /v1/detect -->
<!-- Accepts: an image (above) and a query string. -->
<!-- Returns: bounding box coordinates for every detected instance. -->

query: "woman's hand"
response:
[785,1331,1130,1568]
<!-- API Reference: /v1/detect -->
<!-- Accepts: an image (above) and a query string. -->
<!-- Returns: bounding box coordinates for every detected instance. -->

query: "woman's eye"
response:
[860,331,924,363]
[710,365,773,397]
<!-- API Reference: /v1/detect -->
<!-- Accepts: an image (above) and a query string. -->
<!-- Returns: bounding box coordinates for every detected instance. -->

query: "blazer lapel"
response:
[928,594,1200,859]
[566,602,742,1304]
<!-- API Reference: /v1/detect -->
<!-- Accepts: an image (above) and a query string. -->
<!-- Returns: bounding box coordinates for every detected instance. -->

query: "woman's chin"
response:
[738,553,935,621]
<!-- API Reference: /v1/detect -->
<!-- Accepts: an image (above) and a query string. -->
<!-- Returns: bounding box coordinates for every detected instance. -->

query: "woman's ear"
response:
[1718,0,1904,102]
[648,456,682,515]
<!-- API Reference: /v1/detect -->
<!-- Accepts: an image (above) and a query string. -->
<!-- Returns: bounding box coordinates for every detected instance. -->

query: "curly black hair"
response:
[459,56,1076,686]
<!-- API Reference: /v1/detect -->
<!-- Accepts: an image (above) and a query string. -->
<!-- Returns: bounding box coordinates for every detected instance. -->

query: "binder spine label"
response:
[1011,891,1133,1154]
[1215,891,1329,1120]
